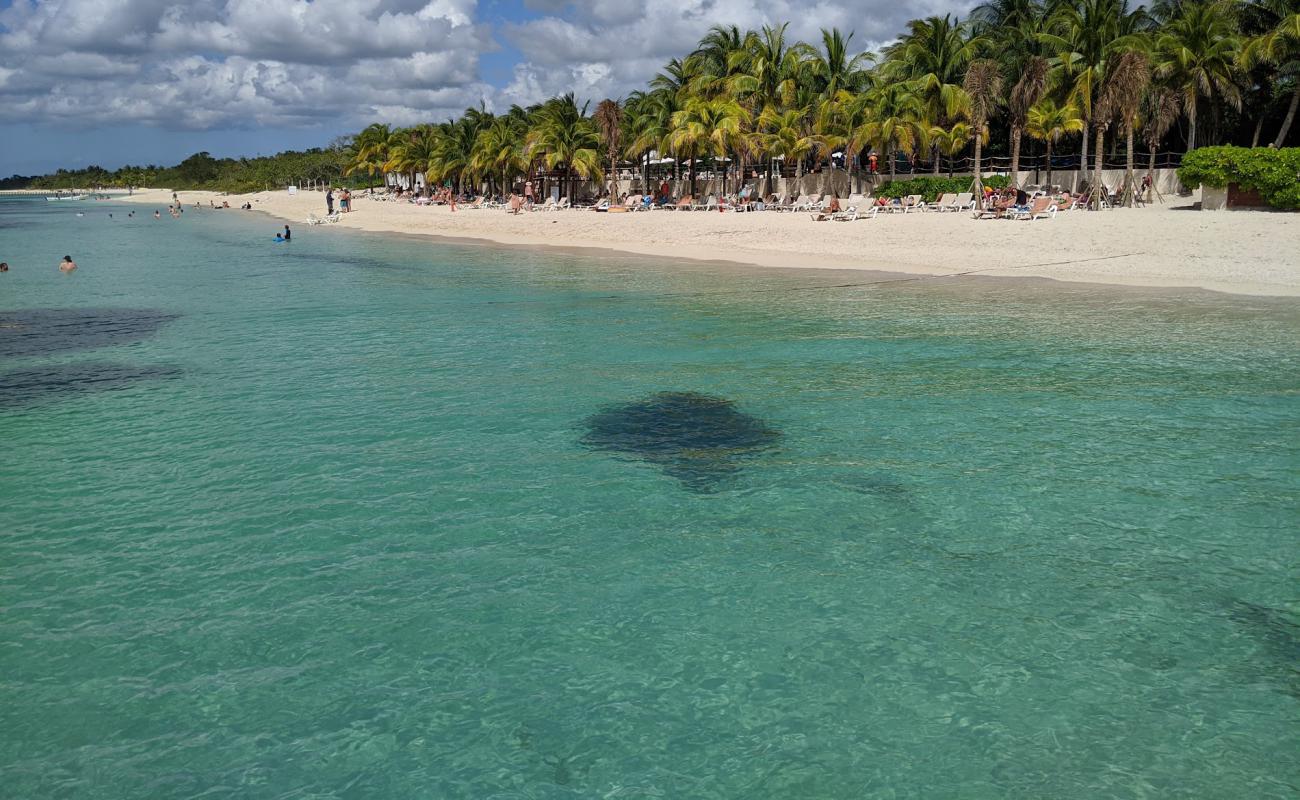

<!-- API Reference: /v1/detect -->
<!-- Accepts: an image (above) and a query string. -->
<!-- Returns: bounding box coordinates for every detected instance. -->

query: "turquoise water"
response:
[1,195,1297,798]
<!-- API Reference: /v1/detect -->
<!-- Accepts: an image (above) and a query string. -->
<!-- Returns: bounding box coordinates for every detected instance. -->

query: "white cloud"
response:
[0,0,978,135]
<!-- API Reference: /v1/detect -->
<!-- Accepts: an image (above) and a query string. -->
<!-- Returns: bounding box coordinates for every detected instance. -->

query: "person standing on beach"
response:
[524,180,534,210]
[326,188,334,215]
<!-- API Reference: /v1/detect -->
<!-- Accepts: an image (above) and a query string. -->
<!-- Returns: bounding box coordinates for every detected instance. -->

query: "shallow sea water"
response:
[1,195,1298,798]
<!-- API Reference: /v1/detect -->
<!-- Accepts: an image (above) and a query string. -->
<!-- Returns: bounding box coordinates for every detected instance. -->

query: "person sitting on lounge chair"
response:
[811,196,842,221]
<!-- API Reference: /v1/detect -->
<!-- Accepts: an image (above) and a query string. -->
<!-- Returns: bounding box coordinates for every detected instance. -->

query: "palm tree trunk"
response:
[1093,125,1104,208]
[932,144,940,175]
[972,130,982,190]
[1187,95,1198,151]
[889,147,897,180]
[1079,118,1089,191]
[689,156,697,196]
[1273,85,1299,148]
[1251,117,1263,148]
[1010,125,1023,188]
[1124,126,1136,207]
[1045,139,1053,189]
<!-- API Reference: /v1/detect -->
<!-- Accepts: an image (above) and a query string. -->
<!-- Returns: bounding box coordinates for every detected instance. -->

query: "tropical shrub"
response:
[876,174,1009,202]
[1177,147,1300,210]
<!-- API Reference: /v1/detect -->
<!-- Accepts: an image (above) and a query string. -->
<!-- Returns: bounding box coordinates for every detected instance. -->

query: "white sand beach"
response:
[123,188,1300,297]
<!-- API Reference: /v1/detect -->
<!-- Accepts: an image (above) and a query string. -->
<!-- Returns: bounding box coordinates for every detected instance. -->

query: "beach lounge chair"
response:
[306,213,325,225]
[832,206,858,222]
[1014,197,1056,220]
[946,192,975,212]
[902,194,926,212]
[931,193,957,212]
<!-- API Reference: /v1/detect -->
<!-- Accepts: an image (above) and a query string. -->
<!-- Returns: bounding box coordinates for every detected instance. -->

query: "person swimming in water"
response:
[283,225,291,241]
[59,256,77,272]
[274,233,285,242]
[0,262,9,272]
[154,210,161,219]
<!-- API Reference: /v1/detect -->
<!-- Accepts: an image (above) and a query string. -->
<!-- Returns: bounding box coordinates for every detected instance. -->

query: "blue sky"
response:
[0,0,974,175]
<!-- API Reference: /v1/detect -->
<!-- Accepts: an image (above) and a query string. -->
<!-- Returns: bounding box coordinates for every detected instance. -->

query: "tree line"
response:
[7,0,1297,200]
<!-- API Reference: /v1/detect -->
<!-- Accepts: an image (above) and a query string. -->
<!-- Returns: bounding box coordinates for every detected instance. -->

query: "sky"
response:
[0,0,978,175]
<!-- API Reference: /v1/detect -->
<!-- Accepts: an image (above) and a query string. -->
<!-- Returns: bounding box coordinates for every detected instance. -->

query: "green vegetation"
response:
[877,174,1011,201]
[1177,145,1300,208]
[13,148,364,193]
[9,0,1297,202]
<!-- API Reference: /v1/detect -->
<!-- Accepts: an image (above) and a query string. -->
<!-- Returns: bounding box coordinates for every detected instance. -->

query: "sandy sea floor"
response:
[121,187,1300,297]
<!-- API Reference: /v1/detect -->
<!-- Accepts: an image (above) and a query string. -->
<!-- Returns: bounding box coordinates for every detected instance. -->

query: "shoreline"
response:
[120,188,1300,298]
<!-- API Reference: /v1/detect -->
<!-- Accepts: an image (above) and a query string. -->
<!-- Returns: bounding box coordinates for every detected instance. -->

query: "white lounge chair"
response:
[931,193,957,211]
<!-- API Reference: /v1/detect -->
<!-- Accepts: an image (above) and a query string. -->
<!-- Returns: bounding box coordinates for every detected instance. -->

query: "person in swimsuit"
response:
[283,225,291,241]
[0,262,9,272]
[59,256,77,272]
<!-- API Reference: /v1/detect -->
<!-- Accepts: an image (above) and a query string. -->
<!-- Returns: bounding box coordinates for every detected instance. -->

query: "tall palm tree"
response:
[1140,85,1181,179]
[1097,50,1152,205]
[1042,0,1150,179]
[527,94,603,200]
[1008,56,1050,187]
[1241,0,1299,146]
[1154,0,1243,150]
[594,99,623,198]
[1026,97,1085,187]
[805,28,873,98]
[964,58,1003,198]
[883,14,982,170]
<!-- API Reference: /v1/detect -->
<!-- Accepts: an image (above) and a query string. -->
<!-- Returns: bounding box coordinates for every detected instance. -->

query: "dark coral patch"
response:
[0,308,178,359]
[0,361,182,407]
[582,392,779,491]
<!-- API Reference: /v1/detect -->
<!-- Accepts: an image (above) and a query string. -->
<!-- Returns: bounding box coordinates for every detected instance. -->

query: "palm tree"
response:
[930,122,977,176]
[1241,0,1299,146]
[1140,85,1181,180]
[853,82,929,180]
[1026,97,1085,187]
[386,125,439,192]
[1097,50,1152,205]
[1153,0,1243,150]
[345,123,396,189]
[471,116,526,197]
[594,99,623,199]
[1008,57,1050,187]
[1042,0,1150,180]
[883,14,981,170]
[527,94,603,200]
[669,96,750,194]
[759,106,818,181]
[805,28,873,98]
[964,58,1003,199]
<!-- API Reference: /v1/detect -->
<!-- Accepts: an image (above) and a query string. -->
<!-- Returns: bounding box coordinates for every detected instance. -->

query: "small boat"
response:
[46,195,87,201]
